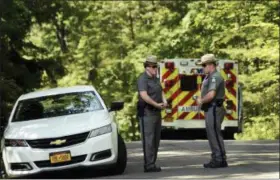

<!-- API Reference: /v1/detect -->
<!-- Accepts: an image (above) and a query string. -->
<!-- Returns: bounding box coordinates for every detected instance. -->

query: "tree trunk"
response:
[53,20,68,53]
[128,8,136,48]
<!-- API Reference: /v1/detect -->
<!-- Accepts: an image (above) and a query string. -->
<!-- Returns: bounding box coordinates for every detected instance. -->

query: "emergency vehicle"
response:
[159,58,243,137]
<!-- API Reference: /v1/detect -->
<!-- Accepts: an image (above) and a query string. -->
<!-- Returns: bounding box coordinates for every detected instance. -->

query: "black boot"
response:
[144,165,161,172]
[203,160,228,168]
[221,160,228,167]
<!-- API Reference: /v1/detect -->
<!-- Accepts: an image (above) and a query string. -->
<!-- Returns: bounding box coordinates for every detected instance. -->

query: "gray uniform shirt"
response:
[137,71,163,111]
[201,70,225,101]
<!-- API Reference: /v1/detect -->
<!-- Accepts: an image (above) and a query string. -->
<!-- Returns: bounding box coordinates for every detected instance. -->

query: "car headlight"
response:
[5,139,28,147]
[88,124,112,138]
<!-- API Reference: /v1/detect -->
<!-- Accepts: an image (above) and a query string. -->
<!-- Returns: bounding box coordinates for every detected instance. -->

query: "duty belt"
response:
[201,99,224,112]
[210,99,224,107]
[146,104,160,111]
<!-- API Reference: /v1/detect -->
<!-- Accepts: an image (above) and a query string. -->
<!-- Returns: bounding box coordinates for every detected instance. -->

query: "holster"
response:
[201,103,210,112]
[137,101,146,117]
[145,104,159,111]
[201,99,224,112]
[212,99,224,107]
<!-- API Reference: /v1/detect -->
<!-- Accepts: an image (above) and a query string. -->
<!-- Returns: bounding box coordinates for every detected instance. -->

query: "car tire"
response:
[108,134,127,175]
[0,154,7,179]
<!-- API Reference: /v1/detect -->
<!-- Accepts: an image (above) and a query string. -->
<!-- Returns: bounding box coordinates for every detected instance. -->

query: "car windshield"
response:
[12,91,104,122]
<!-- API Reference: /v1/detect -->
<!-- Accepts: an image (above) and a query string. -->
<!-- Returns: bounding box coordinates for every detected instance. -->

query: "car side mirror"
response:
[109,101,124,112]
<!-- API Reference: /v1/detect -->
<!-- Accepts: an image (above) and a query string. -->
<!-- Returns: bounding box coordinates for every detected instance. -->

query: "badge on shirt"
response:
[211,78,216,83]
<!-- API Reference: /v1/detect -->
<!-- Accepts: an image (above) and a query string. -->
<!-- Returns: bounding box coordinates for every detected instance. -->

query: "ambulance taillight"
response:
[224,63,234,70]
[165,62,175,71]
[226,100,234,114]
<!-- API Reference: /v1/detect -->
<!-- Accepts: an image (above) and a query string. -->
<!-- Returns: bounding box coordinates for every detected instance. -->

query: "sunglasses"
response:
[149,65,158,69]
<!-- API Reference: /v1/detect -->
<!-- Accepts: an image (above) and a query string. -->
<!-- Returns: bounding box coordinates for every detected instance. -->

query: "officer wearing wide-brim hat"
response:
[143,55,158,66]
[196,54,228,168]
[136,55,167,172]
[196,53,217,65]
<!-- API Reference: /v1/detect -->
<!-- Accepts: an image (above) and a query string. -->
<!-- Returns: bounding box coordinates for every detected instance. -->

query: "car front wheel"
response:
[108,134,127,175]
[0,153,8,179]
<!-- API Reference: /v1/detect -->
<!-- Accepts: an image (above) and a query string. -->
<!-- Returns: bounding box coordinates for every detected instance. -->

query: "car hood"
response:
[4,110,111,140]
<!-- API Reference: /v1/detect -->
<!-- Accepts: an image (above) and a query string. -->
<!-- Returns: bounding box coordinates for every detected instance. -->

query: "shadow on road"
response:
[11,167,115,179]
[161,129,235,140]
[121,140,279,179]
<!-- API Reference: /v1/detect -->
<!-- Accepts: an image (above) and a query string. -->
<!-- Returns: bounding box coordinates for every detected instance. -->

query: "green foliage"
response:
[235,114,279,140]
[0,0,40,120]
[1,0,279,141]
[115,92,141,142]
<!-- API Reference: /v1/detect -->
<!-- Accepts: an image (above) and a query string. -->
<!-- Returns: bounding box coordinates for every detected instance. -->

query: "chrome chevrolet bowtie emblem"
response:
[50,139,66,145]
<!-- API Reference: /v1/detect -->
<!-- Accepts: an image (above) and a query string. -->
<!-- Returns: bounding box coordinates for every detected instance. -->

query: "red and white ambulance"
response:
[159,58,243,137]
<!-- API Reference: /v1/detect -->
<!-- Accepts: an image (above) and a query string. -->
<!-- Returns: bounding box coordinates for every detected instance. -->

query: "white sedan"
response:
[1,85,127,178]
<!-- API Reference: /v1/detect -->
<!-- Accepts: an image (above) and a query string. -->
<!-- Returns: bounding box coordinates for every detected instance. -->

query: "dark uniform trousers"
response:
[138,109,161,169]
[205,103,226,162]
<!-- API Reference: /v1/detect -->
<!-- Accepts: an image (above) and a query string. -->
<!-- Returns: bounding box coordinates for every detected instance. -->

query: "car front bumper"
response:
[2,129,118,178]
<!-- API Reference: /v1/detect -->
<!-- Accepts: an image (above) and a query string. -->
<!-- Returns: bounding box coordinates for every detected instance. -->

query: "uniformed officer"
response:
[196,54,228,168]
[136,55,167,172]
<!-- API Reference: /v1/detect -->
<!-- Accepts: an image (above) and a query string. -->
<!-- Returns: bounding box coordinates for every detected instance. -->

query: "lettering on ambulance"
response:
[220,64,238,120]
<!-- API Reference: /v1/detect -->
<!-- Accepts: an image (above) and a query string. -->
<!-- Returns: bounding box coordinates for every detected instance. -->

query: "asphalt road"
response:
[11,140,279,179]
[109,140,279,179]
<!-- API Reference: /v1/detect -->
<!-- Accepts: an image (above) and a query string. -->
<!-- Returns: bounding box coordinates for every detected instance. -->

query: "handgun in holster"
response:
[215,99,224,107]
[201,103,210,112]
[137,101,146,117]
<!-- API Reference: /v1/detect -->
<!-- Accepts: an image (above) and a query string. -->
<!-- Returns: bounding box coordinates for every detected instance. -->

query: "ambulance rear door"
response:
[176,59,206,123]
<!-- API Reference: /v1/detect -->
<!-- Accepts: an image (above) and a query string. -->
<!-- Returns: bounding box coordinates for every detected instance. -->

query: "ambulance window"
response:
[180,75,197,91]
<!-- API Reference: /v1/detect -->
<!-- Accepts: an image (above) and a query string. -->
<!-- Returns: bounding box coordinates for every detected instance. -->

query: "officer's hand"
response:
[196,97,202,106]
[163,102,168,108]
[155,103,165,110]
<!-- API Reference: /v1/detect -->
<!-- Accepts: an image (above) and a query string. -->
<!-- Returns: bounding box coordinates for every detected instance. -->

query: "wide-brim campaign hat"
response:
[196,54,216,65]
[143,55,158,65]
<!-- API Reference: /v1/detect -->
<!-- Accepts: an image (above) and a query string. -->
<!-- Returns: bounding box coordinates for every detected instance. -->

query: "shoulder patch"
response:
[211,77,216,83]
